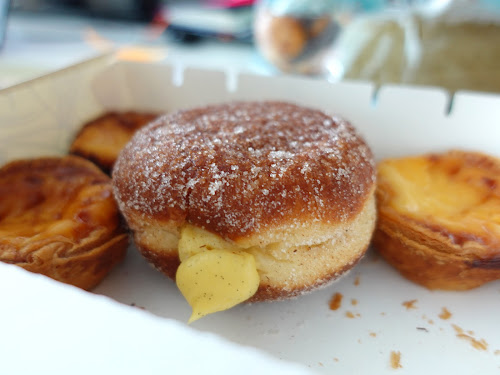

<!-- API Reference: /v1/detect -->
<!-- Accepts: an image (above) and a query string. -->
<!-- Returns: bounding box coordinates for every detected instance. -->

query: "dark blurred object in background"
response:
[85,0,160,22]
[160,0,255,43]
[0,0,10,49]
[9,0,256,42]
[10,0,160,22]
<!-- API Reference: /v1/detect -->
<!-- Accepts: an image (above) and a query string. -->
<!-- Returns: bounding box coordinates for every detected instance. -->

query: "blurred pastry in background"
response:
[254,0,340,74]
[70,111,160,173]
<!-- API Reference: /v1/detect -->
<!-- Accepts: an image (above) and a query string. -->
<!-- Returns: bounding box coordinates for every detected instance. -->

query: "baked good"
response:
[267,16,308,60]
[70,111,159,173]
[254,6,339,74]
[112,101,376,321]
[0,155,129,290]
[373,150,500,290]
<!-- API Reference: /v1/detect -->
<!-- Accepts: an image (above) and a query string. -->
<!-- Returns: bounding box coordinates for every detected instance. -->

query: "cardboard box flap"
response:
[0,262,315,374]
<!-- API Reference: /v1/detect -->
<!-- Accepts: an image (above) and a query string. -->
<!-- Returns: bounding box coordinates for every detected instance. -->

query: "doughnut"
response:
[70,111,159,173]
[112,101,376,321]
[373,150,500,290]
[0,155,129,290]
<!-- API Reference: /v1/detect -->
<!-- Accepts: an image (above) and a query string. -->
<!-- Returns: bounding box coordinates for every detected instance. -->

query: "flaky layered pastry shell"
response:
[0,156,128,290]
[373,150,500,290]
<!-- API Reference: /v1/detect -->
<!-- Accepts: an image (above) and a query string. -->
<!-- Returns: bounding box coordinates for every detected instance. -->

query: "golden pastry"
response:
[373,150,500,290]
[0,155,128,290]
[70,111,159,172]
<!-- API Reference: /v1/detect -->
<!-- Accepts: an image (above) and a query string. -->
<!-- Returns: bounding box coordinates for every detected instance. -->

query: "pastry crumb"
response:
[369,332,377,337]
[351,298,358,306]
[457,334,488,351]
[333,357,339,362]
[453,324,488,351]
[439,307,452,320]
[452,324,464,334]
[402,299,417,310]
[329,292,343,310]
[345,311,356,318]
[354,276,361,286]
[390,351,402,369]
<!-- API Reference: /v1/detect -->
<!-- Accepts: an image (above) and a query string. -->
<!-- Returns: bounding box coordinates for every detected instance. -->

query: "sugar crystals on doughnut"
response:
[113,101,376,321]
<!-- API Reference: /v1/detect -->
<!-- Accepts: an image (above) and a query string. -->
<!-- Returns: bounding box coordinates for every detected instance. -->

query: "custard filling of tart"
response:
[378,155,500,248]
[176,225,260,323]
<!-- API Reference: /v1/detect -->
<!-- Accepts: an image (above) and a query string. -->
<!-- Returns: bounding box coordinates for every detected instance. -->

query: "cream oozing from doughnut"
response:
[112,101,376,318]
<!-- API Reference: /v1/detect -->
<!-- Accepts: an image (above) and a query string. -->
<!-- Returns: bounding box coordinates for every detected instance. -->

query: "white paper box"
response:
[1,55,500,375]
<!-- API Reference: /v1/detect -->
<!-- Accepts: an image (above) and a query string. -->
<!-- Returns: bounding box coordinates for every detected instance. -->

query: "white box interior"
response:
[1,56,499,374]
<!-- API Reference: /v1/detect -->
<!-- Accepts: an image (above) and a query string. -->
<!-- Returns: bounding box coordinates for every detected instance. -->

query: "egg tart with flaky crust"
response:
[374,150,500,290]
[0,155,128,290]
[70,111,160,173]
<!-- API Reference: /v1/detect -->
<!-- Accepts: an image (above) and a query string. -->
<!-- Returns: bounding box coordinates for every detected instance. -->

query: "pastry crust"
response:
[0,156,129,290]
[113,101,376,300]
[70,111,159,173]
[373,150,500,290]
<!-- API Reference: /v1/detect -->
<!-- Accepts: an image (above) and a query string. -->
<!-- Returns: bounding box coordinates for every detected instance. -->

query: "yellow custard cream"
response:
[176,225,260,323]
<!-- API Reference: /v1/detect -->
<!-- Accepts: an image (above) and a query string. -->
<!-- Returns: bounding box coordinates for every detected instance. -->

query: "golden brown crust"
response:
[0,155,129,290]
[113,101,375,241]
[70,111,159,173]
[373,150,500,290]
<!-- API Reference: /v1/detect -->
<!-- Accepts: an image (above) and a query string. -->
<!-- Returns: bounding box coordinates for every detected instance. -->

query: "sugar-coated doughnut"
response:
[113,101,375,318]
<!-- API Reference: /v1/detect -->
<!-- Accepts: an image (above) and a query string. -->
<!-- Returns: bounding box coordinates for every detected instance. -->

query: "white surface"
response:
[1,59,500,374]
[0,262,314,375]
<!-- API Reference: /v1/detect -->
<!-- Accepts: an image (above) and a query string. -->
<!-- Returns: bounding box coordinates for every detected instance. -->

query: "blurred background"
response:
[0,0,499,93]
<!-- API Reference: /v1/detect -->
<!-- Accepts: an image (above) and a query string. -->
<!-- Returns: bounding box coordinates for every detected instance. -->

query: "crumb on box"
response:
[402,299,417,310]
[329,292,343,310]
[345,311,355,318]
[452,324,488,351]
[351,298,358,306]
[354,276,360,286]
[390,351,403,369]
[439,307,452,320]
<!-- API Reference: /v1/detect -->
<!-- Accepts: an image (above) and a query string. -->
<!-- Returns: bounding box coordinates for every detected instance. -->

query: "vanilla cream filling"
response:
[176,225,260,323]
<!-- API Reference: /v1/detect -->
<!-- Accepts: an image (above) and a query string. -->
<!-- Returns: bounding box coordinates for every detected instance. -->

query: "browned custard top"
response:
[0,156,120,261]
